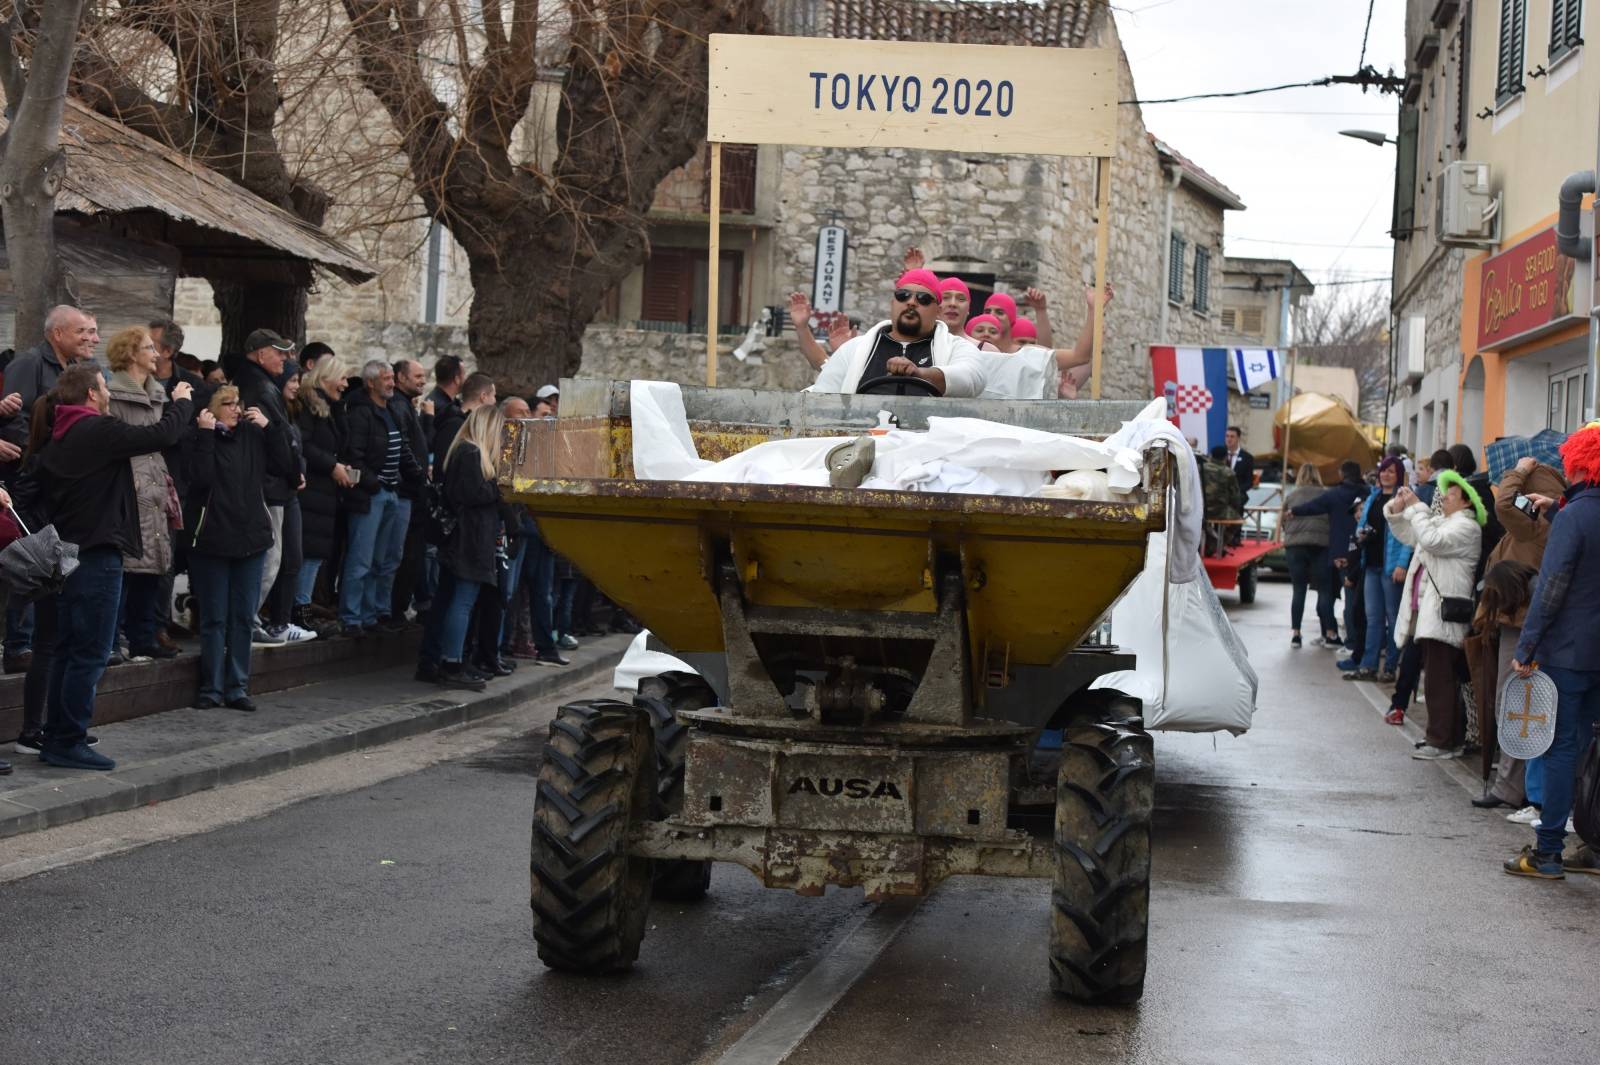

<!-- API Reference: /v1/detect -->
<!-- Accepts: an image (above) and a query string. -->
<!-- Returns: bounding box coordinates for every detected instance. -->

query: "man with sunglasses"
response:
[807,269,987,397]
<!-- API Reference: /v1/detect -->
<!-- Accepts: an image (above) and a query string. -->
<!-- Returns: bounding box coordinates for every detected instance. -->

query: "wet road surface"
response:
[2,580,1595,1064]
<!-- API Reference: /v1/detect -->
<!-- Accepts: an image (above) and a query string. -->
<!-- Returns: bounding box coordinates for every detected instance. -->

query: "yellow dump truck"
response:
[501,382,1170,1004]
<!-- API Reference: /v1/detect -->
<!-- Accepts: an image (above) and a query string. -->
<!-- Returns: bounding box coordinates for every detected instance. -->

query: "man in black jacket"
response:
[38,363,194,769]
[431,372,496,479]
[338,360,424,635]
[231,329,301,633]
[1210,426,1254,499]
[426,355,464,435]
[388,359,433,622]
[1289,460,1370,649]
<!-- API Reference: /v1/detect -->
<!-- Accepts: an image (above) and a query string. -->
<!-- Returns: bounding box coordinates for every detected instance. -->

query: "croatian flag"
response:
[1231,348,1281,394]
[1149,346,1229,454]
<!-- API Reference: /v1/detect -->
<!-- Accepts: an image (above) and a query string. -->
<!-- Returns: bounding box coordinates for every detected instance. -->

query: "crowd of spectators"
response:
[1285,431,1600,880]
[0,306,629,775]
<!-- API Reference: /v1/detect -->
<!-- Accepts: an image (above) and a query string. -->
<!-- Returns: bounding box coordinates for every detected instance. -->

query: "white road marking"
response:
[710,896,921,1065]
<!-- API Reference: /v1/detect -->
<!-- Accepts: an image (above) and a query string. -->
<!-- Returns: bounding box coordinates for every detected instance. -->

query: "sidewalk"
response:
[0,635,631,840]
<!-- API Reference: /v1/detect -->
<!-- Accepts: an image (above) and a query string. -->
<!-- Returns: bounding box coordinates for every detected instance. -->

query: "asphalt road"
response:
[2,579,1596,1065]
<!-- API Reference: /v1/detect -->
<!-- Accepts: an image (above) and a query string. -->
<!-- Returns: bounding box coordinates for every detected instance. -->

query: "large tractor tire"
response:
[635,672,719,901]
[1049,712,1154,1005]
[1237,563,1258,605]
[530,700,656,973]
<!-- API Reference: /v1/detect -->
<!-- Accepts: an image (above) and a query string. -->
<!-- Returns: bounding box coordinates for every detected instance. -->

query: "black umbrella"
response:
[0,509,79,603]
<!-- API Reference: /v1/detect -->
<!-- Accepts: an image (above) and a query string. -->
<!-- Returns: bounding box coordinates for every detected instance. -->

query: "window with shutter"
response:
[1455,3,1472,151]
[1168,234,1186,304]
[1220,308,1238,331]
[1550,0,1584,60]
[1241,308,1265,336]
[642,249,693,324]
[1495,0,1526,104]
[1392,107,1420,238]
[1192,247,1211,312]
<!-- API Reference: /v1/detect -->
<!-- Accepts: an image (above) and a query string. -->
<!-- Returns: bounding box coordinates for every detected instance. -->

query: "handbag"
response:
[1424,568,1474,624]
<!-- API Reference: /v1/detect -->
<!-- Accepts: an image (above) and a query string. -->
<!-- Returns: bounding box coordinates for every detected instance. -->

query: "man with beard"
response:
[807,270,987,397]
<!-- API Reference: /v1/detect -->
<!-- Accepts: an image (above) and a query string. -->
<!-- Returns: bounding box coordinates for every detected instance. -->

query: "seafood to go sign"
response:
[707,34,1117,158]
[1477,225,1589,350]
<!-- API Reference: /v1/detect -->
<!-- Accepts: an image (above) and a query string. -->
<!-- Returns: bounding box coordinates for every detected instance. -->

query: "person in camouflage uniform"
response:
[1199,451,1244,555]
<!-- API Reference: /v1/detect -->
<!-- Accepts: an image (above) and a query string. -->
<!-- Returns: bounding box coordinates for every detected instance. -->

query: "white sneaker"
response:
[1506,805,1541,824]
[1411,745,1460,760]
[280,623,318,643]
[251,624,287,648]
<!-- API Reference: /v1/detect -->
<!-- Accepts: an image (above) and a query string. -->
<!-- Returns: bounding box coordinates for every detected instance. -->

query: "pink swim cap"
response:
[895,269,942,295]
[939,277,971,300]
[966,314,1003,336]
[1012,318,1038,341]
[984,292,1018,325]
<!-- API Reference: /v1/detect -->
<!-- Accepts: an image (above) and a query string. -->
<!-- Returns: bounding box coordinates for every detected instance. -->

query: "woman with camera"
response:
[1385,471,1485,760]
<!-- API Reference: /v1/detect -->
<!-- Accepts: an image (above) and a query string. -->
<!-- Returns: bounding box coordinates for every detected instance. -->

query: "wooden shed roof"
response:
[21,98,374,284]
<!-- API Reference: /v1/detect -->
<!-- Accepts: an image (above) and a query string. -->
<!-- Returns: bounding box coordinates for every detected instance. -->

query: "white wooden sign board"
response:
[708,34,1118,158]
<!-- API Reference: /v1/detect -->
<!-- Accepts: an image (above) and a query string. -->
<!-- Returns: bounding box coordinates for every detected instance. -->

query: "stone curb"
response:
[0,647,626,842]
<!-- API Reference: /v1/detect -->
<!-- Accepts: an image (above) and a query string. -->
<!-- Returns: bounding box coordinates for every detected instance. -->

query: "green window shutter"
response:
[1193,247,1211,312]
[1496,0,1526,103]
[1551,0,1584,60]
[1168,234,1186,303]
[1393,107,1420,238]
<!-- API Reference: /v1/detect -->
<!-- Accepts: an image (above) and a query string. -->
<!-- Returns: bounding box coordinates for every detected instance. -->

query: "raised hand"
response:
[1024,287,1049,311]
[902,246,925,271]
[788,291,814,329]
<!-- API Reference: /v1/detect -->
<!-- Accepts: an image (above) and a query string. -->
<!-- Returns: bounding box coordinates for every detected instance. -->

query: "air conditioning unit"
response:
[1398,315,1427,384]
[1438,161,1501,246]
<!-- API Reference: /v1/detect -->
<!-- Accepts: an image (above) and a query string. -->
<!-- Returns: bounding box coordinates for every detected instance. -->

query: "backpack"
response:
[1574,722,1600,850]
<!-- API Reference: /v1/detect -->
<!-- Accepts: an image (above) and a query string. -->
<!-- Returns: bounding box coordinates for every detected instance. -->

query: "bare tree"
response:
[68,0,332,350]
[0,0,90,348]
[337,0,767,391]
[1297,281,1391,423]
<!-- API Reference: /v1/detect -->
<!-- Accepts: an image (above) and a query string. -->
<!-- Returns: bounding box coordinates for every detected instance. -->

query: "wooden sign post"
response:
[705,34,1119,395]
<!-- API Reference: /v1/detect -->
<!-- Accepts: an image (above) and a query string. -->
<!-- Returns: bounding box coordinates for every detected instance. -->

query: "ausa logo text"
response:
[787,776,904,800]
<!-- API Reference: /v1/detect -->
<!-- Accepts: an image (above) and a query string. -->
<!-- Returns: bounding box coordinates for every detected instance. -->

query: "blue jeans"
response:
[296,558,323,607]
[121,572,162,654]
[1534,665,1600,854]
[1340,564,1364,654]
[522,535,557,652]
[372,496,412,619]
[1360,566,1403,672]
[340,488,402,627]
[1526,756,1545,807]
[44,547,123,749]
[419,568,486,665]
[190,551,266,702]
[5,599,33,656]
[499,540,527,646]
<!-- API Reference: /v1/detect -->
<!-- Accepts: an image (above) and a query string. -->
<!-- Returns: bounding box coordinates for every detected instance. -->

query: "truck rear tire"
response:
[1049,716,1154,1005]
[530,700,656,973]
[635,672,718,901]
[1238,563,1258,604]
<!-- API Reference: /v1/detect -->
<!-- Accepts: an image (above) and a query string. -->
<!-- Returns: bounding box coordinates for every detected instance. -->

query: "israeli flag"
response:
[1231,348,1281,394]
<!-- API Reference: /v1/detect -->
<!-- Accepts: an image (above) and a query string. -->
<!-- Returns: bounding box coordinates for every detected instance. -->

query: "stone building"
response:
[1216,256,1316,451]
[172,0,1251,405]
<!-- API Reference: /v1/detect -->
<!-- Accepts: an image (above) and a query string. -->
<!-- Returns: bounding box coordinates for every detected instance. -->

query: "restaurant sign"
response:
[1477,225,1590,351]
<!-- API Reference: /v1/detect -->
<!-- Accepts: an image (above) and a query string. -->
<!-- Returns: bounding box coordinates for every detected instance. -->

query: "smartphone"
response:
[1514,494,1537,518]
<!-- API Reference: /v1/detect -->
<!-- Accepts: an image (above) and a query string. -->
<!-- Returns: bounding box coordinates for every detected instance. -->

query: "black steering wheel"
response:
[855,373,942,397]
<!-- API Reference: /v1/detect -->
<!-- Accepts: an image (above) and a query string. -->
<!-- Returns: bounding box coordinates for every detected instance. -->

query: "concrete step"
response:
[0,634,631,840]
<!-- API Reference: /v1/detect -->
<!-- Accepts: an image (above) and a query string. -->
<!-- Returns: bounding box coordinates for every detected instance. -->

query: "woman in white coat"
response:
[1386,470,1486,759]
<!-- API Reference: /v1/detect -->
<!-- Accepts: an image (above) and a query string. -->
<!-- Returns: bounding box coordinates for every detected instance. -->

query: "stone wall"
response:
[578,327,817,392]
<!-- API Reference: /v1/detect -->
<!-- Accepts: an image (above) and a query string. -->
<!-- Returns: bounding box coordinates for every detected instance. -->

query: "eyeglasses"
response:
[893,289,938,307]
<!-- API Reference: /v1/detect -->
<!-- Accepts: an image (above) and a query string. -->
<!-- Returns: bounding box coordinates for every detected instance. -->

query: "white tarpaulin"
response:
[613,631,694,693]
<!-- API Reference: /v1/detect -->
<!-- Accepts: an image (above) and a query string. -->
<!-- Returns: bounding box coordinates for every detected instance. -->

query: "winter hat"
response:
[1012,318,1038,341]
[938,277,971,300]
[895,269,942,296]
[1559,420,1600,485]
[966,314,1003,337]
[984,292,1019,325]
[1435,469,1487,526]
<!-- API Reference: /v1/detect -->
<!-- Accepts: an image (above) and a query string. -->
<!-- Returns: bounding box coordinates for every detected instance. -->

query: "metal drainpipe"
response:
[1561,169,1600,419]
[1159,166,1183,342]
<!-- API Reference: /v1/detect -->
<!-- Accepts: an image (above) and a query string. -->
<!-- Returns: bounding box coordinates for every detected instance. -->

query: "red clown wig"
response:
[1560,421,1600,485]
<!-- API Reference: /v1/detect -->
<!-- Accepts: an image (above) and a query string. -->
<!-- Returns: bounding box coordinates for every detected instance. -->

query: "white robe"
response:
[808,320,989,398]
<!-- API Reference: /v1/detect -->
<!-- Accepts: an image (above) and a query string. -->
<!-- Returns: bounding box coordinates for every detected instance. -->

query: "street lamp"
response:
[1339,129,1397,147]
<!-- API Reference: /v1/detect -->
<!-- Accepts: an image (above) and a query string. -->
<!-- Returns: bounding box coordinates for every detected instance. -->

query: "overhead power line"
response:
[1358,0,1378,69]
[1124,66,1406,106]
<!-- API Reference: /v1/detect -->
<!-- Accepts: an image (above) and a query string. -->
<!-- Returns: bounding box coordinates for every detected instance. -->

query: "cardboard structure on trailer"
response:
[704,33,1119,396]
